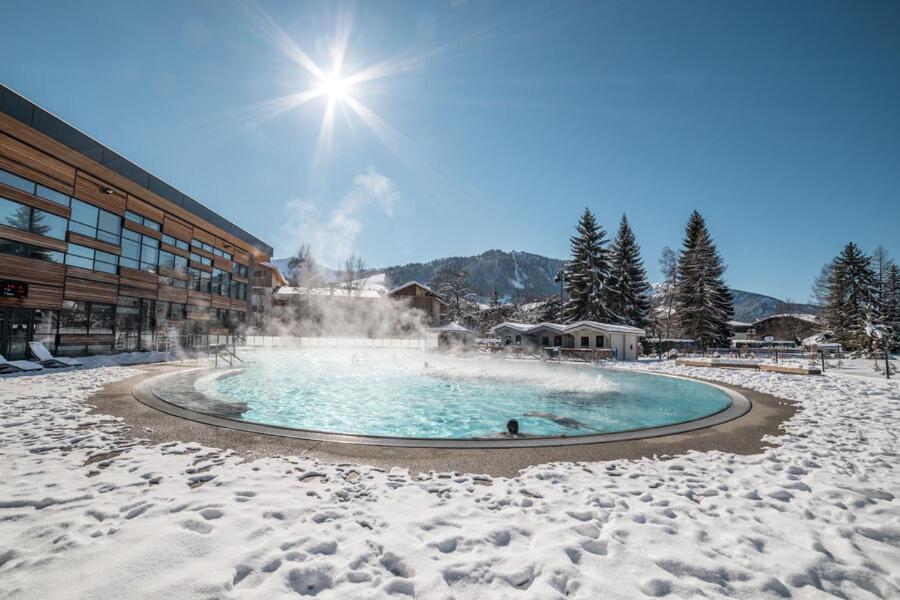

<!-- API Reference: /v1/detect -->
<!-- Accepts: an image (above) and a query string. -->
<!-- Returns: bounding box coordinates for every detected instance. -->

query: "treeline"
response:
[438,208,735,350]
[559,208,733,349]
[812,243,899,351]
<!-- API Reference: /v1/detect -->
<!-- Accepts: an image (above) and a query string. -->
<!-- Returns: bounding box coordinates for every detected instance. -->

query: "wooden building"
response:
[385,281,448,326]
[0,84,272,359]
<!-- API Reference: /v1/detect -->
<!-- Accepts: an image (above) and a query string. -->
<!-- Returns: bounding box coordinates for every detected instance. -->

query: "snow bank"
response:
[0,362,897,598]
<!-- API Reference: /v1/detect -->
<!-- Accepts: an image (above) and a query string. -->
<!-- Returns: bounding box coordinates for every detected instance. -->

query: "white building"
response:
[489,321,645,360]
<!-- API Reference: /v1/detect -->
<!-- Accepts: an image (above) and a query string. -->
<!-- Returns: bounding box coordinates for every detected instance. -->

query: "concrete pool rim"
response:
[132,365,753,449]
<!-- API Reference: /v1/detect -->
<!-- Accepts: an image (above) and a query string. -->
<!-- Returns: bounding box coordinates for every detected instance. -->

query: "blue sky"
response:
[2,0,898,300]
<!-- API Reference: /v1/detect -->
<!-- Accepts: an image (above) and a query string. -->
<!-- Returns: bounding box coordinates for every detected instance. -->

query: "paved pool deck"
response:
[87,362,797,478]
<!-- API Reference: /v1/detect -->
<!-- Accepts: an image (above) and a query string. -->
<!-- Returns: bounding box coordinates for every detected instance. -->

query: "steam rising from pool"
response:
[190,349,732,439]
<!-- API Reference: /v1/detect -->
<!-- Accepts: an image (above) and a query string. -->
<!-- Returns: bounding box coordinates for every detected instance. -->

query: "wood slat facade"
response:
[0,85,271,358]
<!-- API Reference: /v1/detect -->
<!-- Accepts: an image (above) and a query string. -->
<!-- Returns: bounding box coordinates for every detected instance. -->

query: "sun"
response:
[318,74,351,102]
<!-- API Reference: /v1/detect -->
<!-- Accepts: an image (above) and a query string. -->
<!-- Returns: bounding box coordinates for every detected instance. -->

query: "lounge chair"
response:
[0,353,43,374]
[28,342,82,368]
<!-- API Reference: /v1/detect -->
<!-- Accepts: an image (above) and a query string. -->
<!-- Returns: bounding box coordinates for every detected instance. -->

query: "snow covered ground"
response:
[0,361,898,599]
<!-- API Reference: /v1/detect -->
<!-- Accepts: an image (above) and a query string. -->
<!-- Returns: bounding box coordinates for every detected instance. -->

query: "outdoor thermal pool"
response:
[146,349,742,442]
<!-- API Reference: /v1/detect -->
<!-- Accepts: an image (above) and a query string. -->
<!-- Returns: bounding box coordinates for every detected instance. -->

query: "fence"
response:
[242,335,431,349]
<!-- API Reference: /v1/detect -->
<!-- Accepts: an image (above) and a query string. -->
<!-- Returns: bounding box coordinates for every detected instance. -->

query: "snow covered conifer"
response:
[673,211,734,349]
[561,208,614,323]
[831,242,876,351]
[605,214,651,327]
[883,263,900,350]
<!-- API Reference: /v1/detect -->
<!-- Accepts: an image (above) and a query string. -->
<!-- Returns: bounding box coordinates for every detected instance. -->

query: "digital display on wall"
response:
[0,280,29,299]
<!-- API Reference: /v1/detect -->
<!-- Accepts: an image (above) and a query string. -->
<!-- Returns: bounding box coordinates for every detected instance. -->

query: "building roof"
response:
[728,320,753,328]
[753,313,820,325]
[258,262,288,286]
[527,322,567,332]
[274,286,383,299]
[387,281,447,304]
[564,321,647,335]
[0,83,272,255]
[489,321,646,336]
[490,322,535,333]
[431,322,474,333]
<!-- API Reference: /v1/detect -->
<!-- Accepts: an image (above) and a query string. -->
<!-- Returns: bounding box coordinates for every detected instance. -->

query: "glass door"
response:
[7,309,32,360]
[0,309,8,358]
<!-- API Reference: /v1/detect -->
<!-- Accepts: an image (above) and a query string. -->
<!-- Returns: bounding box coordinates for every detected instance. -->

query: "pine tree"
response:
[561,208,614,323]
[871,245,894,324]
[884,263,900,350]
[673,211,734,350]
[834,242,876,351]
[604,214,651,328]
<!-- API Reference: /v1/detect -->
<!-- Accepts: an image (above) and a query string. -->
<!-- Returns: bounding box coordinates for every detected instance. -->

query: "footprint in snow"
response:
[181,519,212,534]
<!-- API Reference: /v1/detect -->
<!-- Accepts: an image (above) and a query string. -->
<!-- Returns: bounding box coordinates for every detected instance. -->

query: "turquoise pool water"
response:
[201,350,732,439]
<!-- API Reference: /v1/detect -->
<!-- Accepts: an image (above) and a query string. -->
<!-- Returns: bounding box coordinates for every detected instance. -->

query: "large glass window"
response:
[35,185,70,207]
[59,300,88,334]
[120,229,141,269]
[120,228,159,272]
[140,236,159,273]
[31,209,67,239]
[89,303,115,334]
[32,309,59,353]
[162,233,189,251]
[115,296,141,352]
[190,252,212,266]
[158,249,175,270]
[232,263,249,278]
[0,168,71,207]
[192,238,214,253]
[0,168,35,194]
[65,243,119,274]
[0,196,67,240]
[69,198,121,244]
[0,237,64,263]
[159,275,187,289]
[124,210,161,231]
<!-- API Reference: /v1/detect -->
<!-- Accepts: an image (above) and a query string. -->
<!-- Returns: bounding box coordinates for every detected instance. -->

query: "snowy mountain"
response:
[649,283,819,323]
[727,289,820,323]
[381,250,566,302]
[271,250,818,320]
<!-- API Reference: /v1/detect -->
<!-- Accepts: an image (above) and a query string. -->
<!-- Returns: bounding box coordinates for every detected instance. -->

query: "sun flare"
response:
[317,74,351,102]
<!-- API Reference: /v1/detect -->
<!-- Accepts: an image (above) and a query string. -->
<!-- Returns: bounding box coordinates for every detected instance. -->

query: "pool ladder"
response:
[210,345,247,368]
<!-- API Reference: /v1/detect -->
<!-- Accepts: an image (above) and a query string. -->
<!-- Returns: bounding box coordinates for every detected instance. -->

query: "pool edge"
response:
[132,367,752,449]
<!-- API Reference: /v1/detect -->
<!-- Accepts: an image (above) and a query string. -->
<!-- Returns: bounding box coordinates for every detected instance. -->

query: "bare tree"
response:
[656,246,679,339]
[339,254,367,297]
[287,244,319,288]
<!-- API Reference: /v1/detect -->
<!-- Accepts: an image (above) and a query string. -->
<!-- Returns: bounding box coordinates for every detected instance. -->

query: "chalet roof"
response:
[489,321,646,336]
[752,313,819,325]
[490,322,534,333]
[258,262,288,286]
[564,321,647,335]
[431,322,474,333]
[387,281,446,303]
[273,286,382,299]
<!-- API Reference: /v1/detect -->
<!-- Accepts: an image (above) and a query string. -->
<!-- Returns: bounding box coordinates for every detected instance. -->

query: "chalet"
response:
[386,281,448,325]
[268,279,449,326]
[489,320,645,361]
[750,313,819,341]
